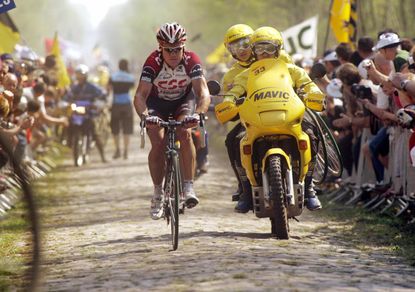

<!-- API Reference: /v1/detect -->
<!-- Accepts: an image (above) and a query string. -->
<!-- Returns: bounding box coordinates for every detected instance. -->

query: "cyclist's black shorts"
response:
[147,90,195,121]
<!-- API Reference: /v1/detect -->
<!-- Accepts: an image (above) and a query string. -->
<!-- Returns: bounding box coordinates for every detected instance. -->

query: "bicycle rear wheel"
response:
[164,152,180,250]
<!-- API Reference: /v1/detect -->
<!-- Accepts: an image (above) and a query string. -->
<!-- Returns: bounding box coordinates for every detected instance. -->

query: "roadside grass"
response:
[319,196,415,266]
[0,202,31,290]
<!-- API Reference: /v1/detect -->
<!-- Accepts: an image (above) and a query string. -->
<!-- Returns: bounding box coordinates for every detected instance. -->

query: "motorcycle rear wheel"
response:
[268,155,289,239]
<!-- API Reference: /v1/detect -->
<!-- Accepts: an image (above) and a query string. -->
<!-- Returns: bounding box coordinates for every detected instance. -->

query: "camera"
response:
[351,84,372,99]
[396,105,415,129]
[408,56,414,71]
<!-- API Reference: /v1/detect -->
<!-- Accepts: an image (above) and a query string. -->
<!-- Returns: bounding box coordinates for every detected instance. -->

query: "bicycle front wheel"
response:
[166,152,180,250]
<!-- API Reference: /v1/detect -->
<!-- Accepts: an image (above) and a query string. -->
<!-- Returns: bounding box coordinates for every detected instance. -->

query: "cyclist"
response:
[65,64,108,163]
[220,24,294,213]
[224,27,324,211]
[133,22,210,220]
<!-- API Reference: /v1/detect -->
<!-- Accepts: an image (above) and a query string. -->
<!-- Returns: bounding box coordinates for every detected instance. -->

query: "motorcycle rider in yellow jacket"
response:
[224,27,324,211]
[221,24,294,213]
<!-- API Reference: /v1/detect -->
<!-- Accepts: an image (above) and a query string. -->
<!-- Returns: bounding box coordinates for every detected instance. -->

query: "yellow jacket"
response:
[226,60,325,112]
[222,49,293,94]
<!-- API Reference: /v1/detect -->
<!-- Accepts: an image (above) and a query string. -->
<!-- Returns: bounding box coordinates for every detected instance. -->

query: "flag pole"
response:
[323,0,334,53]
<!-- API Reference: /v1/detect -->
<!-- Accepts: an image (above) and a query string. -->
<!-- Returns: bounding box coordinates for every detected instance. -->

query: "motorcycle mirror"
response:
[207,80,221,95]
[308,62,327,80]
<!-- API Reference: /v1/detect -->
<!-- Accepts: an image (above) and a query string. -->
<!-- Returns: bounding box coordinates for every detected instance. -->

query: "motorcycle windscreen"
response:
[240,58,305,128]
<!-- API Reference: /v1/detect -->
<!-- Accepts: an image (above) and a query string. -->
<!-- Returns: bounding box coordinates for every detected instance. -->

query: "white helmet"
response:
[156,22,187,47]
[75,64,89,75]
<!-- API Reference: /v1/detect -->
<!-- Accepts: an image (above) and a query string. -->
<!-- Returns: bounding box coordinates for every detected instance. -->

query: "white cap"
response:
[372,33,401,51]
[323,51,338,62]
[326,78,343,98]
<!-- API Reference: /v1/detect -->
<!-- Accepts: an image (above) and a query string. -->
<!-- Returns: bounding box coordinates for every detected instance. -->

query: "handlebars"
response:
[139,113,207,149]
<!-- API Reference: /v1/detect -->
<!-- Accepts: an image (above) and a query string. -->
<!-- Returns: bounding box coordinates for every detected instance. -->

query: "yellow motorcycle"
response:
[211,58,315,239]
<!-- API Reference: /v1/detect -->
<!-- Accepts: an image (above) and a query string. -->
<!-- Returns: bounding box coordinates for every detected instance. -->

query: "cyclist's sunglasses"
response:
[253,43,279,55]
[162,46,183,54]
[227,38,251,54]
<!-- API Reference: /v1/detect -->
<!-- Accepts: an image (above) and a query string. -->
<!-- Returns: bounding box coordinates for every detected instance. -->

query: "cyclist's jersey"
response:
[140,50,204,101]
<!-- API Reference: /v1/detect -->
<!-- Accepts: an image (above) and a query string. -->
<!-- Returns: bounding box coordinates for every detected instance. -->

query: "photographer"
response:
[349,58,400,185]
[332,63,374,175]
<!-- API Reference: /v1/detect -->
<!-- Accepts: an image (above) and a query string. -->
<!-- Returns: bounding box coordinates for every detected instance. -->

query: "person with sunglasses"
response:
[224,27,325,211]
[221,24,295,213]
[221,24,254,213]
[134,22,210,220]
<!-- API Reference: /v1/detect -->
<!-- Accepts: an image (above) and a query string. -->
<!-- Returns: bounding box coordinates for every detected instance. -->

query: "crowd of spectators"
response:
[309,30,415,208]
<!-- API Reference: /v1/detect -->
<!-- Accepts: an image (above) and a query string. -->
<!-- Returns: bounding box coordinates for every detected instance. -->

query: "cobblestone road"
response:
[38,136,415,291]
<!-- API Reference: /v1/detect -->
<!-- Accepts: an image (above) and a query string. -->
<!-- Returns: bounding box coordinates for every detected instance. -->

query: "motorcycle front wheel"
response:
[72,128,83,167]
[268,155,289,239]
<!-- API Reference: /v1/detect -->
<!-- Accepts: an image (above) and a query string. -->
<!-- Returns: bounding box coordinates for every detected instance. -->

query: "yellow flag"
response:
[206,43,232,65]
[0,12,20,54]
[330,0,351,43]
[348,0,358,48]
[51,32,71,89]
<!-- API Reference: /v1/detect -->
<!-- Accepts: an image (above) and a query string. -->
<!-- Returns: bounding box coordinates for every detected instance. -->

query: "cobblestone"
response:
[38,137,415,291]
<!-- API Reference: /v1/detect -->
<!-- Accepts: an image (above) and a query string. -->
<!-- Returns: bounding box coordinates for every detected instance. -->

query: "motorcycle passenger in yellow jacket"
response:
[225,27,324,211]
[221,24,254,213]
[221,24,294,213]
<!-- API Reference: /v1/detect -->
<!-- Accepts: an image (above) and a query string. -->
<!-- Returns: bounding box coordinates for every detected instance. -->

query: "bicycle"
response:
[141,115,206,251]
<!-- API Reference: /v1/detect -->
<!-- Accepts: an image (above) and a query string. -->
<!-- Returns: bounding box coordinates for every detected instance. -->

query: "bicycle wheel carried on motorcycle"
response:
[304,109,328,185]
[268,155,289,239]
[314,113,343,179]
[164,152,180,250]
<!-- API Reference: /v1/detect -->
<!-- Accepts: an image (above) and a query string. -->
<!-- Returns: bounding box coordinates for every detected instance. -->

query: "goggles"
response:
[253,43,279,55]
[162,46,183,54]
[227,38,251,54]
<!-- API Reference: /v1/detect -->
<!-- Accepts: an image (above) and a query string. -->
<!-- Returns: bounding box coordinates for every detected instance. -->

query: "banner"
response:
[0,12,19,54]
[51,32,71,89]
[282,16,318,58]
[0,0,16,14]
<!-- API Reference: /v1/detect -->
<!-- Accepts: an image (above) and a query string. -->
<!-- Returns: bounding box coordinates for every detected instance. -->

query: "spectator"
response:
[108,59,135,160]
[350,36,375,67]
[323,50,341,79]
[335,42,353,64]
